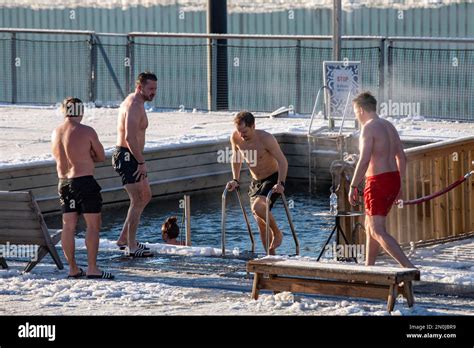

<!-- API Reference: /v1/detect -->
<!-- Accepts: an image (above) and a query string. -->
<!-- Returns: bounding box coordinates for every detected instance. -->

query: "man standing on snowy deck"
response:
[348,92,415,268]
[112,72,157,258]
[51,97,114,280]
[226,111,288,255]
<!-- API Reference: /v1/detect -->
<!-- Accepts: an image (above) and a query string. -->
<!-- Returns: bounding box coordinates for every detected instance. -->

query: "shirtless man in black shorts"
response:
[226,111,288,255]
[51,97,114,279]
[112,72,157,257]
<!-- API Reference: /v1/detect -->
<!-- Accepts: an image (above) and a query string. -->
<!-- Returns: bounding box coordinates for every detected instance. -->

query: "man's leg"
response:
[251,197,283,255]
[61,212,80,276]
[83,213,102,276]
[365,218,380,266]
[366,215,415,268]
[118,178,152,253]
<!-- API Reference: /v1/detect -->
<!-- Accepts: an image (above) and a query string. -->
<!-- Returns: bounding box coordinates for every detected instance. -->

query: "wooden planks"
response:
[247,258,419,312]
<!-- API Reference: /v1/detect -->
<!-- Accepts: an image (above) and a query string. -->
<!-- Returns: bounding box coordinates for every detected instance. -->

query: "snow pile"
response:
[0,237,472,315]
[72,238,240,257]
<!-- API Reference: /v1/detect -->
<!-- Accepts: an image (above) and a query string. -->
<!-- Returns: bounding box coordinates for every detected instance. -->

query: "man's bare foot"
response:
[268,231,283,255]
[270,231,283,250]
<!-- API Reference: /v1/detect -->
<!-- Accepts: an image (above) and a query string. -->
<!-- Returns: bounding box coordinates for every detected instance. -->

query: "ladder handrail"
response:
[308,85,331,135]
[338,91,353,136]
[221,186,255,256]
[265,190,300,256]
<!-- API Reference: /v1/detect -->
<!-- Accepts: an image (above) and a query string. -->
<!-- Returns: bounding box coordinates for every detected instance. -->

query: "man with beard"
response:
[226,111,288,255]
[112,72,157,257]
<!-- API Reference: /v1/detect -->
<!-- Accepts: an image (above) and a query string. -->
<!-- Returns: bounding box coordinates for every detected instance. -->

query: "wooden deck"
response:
[247,258,420,312]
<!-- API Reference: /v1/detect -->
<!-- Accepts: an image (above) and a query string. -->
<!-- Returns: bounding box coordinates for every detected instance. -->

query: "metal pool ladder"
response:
[265,190,300,256]
[221,187,255,256]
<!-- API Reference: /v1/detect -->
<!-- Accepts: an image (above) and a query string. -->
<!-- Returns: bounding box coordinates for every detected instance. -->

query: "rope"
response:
[399,170,473,207]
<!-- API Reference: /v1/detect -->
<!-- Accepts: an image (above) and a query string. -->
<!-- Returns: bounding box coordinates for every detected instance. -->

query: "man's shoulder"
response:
[256,129,273,139]
[77,123,97,136]
[121,94,142,113]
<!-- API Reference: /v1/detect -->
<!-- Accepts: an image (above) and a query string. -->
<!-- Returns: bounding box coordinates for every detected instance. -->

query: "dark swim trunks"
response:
[364,171,401,216]
[58,176,102,214]
[112,146,144,185]
[248,172,281,210]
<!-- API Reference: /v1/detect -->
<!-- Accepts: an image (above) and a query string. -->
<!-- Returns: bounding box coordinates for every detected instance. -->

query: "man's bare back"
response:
[362,117,402,177]
[232,129,279,180]
[51,122,103,179]
[116,94,148,154]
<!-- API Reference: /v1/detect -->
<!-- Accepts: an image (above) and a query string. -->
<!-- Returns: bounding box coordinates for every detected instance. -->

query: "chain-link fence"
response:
[388,44,474,121]
[0,30,473,121]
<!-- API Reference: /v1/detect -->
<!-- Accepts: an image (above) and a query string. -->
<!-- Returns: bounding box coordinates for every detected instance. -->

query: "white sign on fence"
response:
[323,61,360,120]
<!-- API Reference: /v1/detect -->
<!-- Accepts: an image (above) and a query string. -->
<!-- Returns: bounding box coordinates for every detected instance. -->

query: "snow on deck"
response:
[0,237,472,315]
[1,105,473,169]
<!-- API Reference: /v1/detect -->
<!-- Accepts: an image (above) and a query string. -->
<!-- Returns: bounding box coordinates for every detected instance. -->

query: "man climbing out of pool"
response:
[51,97,114,279]
[226,111,288,255]
[348,92,416,268]
[112,72,157,258]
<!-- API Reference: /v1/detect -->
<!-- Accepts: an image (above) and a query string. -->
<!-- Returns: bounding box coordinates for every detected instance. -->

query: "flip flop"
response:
[127,249,154,258]
[117,242,150,251]
[67,268,86,279]
[86,271,115,280]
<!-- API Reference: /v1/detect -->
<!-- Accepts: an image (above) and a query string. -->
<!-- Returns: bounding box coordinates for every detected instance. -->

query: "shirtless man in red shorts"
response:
[348,92,415,268]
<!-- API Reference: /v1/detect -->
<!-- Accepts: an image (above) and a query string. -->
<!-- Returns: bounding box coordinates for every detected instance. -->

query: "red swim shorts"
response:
[364,171,401,216]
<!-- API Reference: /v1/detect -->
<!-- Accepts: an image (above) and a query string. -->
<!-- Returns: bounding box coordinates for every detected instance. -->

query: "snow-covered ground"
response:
[0,237,472,315]
[0,0,461,12]
[0,104,472,316]
[1,105,474,168]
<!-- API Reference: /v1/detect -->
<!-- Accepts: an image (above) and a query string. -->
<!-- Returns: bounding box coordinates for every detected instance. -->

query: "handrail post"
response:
[236,187,255,254]
[221,187,228,256]
[281,192,299,255]
[221,186,255,256]
[265,190,300,256]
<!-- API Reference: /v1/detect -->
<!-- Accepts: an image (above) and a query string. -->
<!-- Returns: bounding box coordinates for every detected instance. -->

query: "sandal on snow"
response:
[86,271,115,280]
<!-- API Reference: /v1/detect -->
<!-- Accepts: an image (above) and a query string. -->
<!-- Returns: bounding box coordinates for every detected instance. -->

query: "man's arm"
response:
[264,134,288,188]
[89,128,105,163]
[349,126,373,205]
[124,105,145,163]
[392,123,406,202]
[51,128,69,178]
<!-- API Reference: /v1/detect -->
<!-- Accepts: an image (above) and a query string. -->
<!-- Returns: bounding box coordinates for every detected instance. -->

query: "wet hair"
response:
[61,97,84,117]
[136,71,157,87]
[161,216,180,240]
[352,91,377,112]
[234,111,255,127]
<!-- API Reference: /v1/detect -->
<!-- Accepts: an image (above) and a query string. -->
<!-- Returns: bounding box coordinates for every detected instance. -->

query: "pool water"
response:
[44,183,342,275]
[45,183,336,257]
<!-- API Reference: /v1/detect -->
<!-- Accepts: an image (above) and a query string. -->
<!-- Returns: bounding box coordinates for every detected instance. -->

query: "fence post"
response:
[387,39,393,103]
[126,35,134,95]
[207,38,216,111]
[379,38,386,105]
[11,33,17,104]
[207,0,228,111]
[295,39,301,114]
[89,34,98,103]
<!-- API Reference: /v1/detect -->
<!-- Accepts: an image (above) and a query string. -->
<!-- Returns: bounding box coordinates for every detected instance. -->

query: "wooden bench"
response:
[247,258,420,312]
[0,191,63,273]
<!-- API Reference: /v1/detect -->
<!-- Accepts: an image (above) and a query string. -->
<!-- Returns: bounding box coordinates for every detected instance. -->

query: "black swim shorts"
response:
[248,172,281,210]
[112,146,144,185]
[58,176,102,214]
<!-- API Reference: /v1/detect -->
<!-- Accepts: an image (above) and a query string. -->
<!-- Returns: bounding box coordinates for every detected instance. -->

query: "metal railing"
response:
[265,190,299,256]
[221,187,255,256]
[1,28,474,120]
